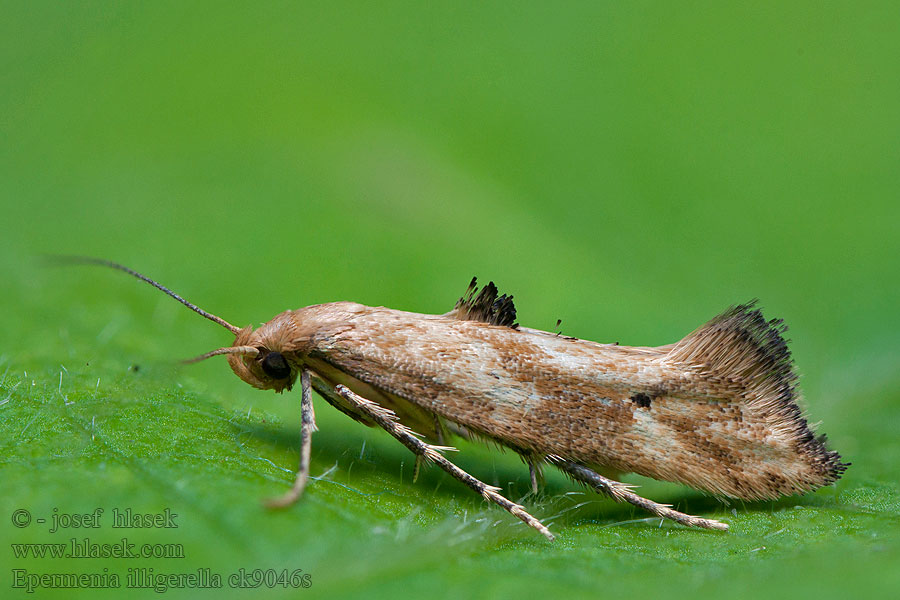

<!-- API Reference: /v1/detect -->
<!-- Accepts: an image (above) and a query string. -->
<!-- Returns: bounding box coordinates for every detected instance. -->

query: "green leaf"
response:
[2,2,898,598]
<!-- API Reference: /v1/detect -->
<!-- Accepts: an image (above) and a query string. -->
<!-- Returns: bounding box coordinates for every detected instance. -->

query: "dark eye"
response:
[261,351,291,379]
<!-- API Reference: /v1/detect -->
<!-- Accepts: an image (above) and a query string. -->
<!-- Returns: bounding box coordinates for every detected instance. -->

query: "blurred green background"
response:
[2,2,898,598]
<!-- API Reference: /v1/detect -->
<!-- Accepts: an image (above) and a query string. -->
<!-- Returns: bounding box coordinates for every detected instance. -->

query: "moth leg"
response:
[519,453,545,495]
[548,457,729,531]
[412,455,424,483]
[266,369,318,508]
[334,384,555,541]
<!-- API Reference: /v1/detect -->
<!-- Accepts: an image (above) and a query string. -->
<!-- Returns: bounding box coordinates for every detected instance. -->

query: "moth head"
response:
[180,324,299,393]
[222,327,298,393]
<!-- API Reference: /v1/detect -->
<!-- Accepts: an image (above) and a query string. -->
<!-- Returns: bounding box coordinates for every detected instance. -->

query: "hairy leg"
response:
[548,457,728,531]
[334,384,555,541]
[266,370,317,508]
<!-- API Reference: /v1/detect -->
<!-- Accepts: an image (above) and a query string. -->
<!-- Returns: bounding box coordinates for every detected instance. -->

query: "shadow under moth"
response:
[62,258,847,540]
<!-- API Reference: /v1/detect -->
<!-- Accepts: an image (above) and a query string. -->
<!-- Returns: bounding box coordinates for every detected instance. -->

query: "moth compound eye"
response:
[261,351,291,379]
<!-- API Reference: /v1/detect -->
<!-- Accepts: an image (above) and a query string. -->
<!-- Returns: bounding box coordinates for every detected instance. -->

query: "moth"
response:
[64,258,847,540]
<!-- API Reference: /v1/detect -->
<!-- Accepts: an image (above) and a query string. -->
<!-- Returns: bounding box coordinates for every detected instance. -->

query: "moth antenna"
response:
[47,255,242,335]
[182,346,259,364]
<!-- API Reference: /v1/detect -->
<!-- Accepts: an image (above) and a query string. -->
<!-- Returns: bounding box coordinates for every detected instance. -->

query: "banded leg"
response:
[548,457,728,531]
[334,384,555,541]
[266,369,318,508]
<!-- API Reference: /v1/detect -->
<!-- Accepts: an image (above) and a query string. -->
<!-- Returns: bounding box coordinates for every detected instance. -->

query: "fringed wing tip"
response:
[667,301,849,487]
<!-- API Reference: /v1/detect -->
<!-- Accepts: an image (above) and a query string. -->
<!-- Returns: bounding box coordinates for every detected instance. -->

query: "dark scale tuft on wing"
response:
[447,277,518,329]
